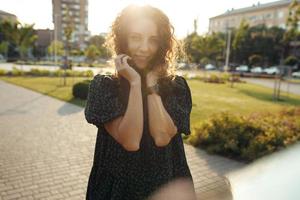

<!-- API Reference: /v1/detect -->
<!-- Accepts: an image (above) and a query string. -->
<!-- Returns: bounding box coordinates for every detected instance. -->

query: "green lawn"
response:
[189,79,300,125]
[0,76,89,107]
[1,76,300,129]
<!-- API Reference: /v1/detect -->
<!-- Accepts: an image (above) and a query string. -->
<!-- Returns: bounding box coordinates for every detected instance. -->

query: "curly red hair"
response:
[105,4,185,79]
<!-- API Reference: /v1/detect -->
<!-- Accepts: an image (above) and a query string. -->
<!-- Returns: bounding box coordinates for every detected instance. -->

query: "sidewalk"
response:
[0,80,245,200]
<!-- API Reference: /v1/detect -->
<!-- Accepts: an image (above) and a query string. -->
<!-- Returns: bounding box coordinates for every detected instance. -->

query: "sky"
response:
[0,0,276,38]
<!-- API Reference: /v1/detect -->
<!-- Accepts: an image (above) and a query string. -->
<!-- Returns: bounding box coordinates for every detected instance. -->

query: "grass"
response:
[187,79,300,126]
[1,75,300,128]
[0,76,89,107]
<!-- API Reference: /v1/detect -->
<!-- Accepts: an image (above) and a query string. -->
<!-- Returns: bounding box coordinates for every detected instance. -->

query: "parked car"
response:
[204,64,217,71]
[0,54,5,63]
[250,66,264,74]
[263,66,280,75]
[177,62,190,70]
[235,65,249,72]
[292,71,300,78]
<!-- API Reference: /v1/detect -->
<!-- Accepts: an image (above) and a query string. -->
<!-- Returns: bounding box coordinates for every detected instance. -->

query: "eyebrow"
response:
[129,32,158,38]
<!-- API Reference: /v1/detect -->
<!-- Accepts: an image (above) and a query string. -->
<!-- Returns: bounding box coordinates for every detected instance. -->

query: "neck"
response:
[132,65,149,78]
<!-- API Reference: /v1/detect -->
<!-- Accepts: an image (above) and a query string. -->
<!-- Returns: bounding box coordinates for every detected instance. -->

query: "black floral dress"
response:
[84,69,194,200]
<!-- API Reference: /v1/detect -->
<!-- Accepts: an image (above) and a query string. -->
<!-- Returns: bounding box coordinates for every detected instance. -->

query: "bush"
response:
[29,68,51,76]
[72,80,91,100]
[188,108,300,162]
[0,69,7,76]
[11,67,24,76]
[203,74,225,83]
[284,56,298,66]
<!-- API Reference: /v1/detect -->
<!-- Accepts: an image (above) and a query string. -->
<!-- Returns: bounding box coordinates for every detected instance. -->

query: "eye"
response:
[150,38,158,44]
[130,35,141,41]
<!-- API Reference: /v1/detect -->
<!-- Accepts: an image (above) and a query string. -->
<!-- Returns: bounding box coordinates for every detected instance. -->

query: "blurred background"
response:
[0,0,299,199]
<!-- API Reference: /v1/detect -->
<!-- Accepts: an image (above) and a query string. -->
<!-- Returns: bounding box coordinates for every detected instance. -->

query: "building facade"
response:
[52,0,90,50]
[35,29,54,58]
[209,0,300,33]
[0,10,17,23]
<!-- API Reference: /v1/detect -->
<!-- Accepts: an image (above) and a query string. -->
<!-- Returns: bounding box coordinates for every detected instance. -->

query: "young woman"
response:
[84,4,196,200]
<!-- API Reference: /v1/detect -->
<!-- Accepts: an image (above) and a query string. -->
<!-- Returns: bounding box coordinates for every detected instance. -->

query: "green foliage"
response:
[184,32,225,64]
[72,80,91,100]
[6,68,94,77]
[201,73,242,83]
[29,68,51,76]
[88,35,111,58]
[48,40,64,56]
[188,108,300,162]
[11,67,24,76]
[248,54,263,66]
[85,45,100,63]
[203,74,225,83]
[0,21,37,60]
[284,55,299,66]
[0,41,9,56]
[284,0,300,43]
[0,69,7,75]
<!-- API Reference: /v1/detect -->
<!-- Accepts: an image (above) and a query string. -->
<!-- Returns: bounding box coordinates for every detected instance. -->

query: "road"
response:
[241,78,300,95]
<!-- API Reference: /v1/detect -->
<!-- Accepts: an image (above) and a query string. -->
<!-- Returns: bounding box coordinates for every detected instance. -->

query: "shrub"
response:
[53,69,64,77]
[203,74,225,83]
[188,108,300,162]
[0,69,7,76]
[11,67,24,76]
[284,56,298,66]
[29,68,51,76]
[72,80,91,100]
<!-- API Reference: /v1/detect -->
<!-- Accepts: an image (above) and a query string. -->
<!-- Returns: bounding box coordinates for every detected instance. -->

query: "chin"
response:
[135,62,148,70]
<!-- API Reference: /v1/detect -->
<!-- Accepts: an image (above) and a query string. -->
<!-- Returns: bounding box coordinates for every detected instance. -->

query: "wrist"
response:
[146,83,159,95]
[130,79,141,87]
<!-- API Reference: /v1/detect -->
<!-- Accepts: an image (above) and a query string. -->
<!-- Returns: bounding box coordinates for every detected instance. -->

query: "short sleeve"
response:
[161,75,192,135]
[84,74,126,128]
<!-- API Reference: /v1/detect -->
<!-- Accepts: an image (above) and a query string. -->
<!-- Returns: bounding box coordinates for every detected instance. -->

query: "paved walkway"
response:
[0,80,245,200]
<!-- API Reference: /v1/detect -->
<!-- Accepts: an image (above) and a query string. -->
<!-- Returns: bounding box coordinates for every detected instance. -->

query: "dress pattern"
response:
[84,70,194,200]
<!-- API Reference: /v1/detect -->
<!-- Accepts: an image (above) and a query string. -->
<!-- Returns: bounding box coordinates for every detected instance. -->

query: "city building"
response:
[35,29,54,58]
[0,10,17,23]
[209,0,300,33]
[52,0,90,51]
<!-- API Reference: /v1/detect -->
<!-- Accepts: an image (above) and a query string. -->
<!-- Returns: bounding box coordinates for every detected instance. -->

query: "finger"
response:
[122,56,131,66]
[114,58,121,70]
[116,54,126,62]
[120,55,128,65]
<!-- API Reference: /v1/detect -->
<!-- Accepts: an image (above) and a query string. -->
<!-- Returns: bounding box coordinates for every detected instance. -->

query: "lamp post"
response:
[54,14,60,67]
[225,28,232,73]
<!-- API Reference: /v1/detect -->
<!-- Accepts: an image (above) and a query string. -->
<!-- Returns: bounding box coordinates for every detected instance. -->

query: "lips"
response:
[135,56,149,62]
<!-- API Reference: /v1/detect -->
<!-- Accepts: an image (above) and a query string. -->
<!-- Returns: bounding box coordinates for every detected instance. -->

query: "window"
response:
[277,11,284,18]
[279,23,286,29]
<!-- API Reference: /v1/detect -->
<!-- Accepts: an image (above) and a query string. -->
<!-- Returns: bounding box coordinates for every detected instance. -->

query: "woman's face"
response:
[127,17,159,70]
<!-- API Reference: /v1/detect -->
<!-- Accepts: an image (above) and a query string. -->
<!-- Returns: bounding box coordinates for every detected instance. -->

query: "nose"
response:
[139,39,150,52]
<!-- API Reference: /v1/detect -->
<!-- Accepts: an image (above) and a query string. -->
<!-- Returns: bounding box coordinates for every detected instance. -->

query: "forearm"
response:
[147,93,177,147]
[118,82,144,148]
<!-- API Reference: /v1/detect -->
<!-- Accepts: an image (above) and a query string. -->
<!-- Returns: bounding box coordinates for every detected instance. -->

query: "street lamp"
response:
[54,13,60,67]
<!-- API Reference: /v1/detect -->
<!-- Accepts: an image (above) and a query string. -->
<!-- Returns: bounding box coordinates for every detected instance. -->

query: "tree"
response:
[284,0,300,42]
[232,20,249,64]
[284,55,298,66]
[84,45,100,64]
[48,40,64,57]
[0,41,9,58]
[248,54,263,66]
[17,24,37,60]
[184,32,225,65]
[283,0,300,59]
[88,35,111,58]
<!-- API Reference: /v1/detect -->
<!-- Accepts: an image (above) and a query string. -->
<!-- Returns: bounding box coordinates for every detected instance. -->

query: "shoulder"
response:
[90,74,120,88]
[87,74,122,97]
[158,75,189,96]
